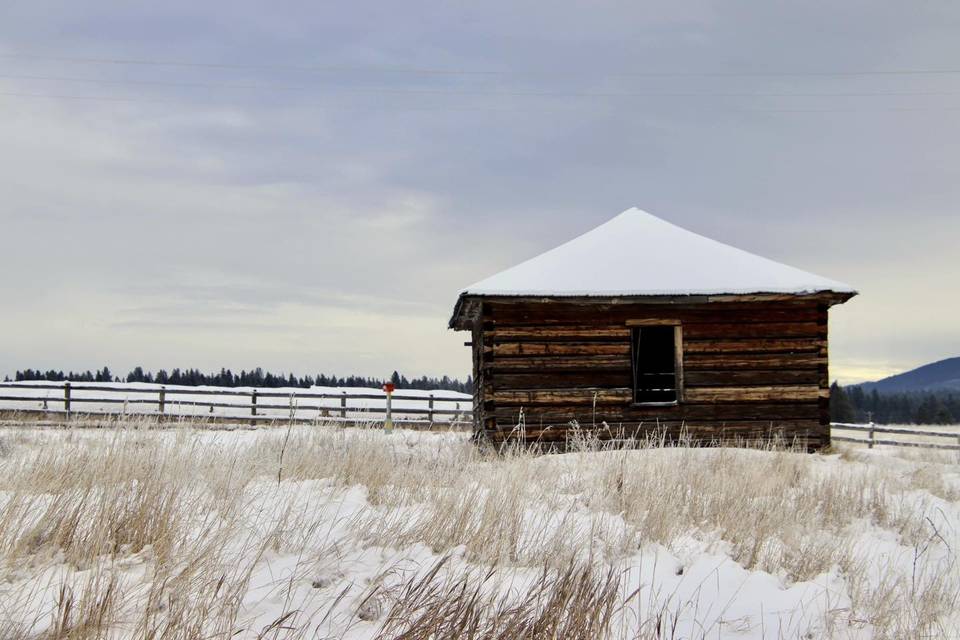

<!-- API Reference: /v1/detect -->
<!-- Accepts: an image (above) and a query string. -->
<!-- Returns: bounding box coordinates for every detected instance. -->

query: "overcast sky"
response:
[1,1,958,384]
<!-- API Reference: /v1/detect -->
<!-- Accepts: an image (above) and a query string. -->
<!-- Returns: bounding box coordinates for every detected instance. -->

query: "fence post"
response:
[250,390,257,427]
[384,389,393,433]
[428,394,434,425]
[340,392,347,419]
[868,422,875,449]
[64,381,71,418]
[158,386,166,418]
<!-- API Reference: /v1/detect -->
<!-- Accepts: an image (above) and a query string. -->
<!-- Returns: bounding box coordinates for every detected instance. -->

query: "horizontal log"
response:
[487,420,829,442]
[498,427,827,442]
[484,437,828,452]
[491,402,820,424]
[487,301,822,325]
[489,327,630,340]
[643,402,820,420]
[684,369,822,387]
[625,319,680,326]
[496,420,825,438]
[492,371,633,390]
[683,338,825,354]
[486,402,820,423]
[682,322,823,339]
[492,342,630,357]
[492,388,632,406]
[684,385,822,403]
[684,353,826,370]
[487,355,631,372]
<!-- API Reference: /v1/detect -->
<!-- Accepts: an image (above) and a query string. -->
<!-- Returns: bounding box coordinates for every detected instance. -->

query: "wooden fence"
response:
[0,382,473,428]
[6,388,950,446]
[831,422,960,451]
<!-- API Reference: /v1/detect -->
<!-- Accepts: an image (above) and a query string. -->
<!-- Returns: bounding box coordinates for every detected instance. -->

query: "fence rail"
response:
[831,422,960,451]
[0,382,473,427]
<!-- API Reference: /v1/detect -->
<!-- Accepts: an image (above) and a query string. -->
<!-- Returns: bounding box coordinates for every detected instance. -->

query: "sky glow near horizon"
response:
[1,1,958,384]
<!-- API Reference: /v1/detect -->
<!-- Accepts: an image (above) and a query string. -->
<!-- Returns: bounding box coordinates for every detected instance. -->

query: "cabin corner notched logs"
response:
[458,296,842,450]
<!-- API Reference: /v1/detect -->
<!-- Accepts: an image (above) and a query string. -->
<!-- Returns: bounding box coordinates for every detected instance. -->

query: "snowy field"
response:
[1,422,959,639]
[0,381,472,425]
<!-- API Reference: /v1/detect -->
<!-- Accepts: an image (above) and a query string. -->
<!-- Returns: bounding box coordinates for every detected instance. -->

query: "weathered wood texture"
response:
[468,299,834,450]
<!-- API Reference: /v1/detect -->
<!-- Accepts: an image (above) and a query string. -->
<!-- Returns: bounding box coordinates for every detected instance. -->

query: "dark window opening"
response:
[631,325,678,404]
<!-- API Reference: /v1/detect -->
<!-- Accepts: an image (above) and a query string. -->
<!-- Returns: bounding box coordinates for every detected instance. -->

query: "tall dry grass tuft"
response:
[375,556,622,640]
[0,426,319,638]
[49,569,119,640]
[0,430,247,567]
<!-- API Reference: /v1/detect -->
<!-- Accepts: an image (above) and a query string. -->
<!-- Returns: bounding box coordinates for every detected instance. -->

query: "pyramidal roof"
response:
[460,207,856,298]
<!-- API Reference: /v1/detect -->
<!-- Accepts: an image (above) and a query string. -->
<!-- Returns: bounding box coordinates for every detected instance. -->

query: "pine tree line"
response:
[830,382,960,424]
[7,367,472,394]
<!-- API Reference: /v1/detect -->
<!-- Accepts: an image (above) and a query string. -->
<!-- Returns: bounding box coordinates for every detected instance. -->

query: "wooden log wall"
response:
[474,299,832,450]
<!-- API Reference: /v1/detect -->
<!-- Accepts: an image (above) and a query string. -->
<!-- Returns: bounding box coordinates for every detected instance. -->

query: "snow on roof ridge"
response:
[459,206,857,297]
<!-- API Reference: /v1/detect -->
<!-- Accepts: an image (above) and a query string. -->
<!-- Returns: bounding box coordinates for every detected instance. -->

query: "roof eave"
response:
[448,293,483,331]
[449,289,857,330]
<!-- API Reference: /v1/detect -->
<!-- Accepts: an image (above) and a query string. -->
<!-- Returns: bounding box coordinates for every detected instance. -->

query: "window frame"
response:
[626,319,684,406]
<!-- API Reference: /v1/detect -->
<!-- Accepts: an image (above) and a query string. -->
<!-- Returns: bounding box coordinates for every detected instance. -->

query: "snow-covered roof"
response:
[460,208,856,298]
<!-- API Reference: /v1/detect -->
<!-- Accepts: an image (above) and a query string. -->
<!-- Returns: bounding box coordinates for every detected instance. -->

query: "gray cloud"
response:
[1,1,958,381]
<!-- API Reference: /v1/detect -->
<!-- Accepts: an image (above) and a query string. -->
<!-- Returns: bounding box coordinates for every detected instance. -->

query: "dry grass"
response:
[372,555,622,640]
[0,421,958,639]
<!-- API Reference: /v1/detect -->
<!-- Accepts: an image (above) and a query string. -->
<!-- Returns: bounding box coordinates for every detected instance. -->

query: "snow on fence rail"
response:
[831,422,960,451]
[0,381,473,427]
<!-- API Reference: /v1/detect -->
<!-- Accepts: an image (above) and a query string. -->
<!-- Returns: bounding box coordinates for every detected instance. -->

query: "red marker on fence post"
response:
[382,383,395,433]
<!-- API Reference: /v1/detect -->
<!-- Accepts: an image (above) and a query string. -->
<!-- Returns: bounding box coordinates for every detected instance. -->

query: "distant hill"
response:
[857,357,960,393]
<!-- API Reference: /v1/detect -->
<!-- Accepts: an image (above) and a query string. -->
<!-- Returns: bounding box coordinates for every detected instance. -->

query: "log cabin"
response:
[449,208,856,450]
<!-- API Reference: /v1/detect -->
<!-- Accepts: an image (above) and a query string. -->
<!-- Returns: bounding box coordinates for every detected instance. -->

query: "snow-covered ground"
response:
[0,423,958,639]
[0,381,472,424]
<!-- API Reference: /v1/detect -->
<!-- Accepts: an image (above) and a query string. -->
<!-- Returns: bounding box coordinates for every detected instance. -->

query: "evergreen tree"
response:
[9,365,474,393]
[835,385,959,425]
[829,382,856,423]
